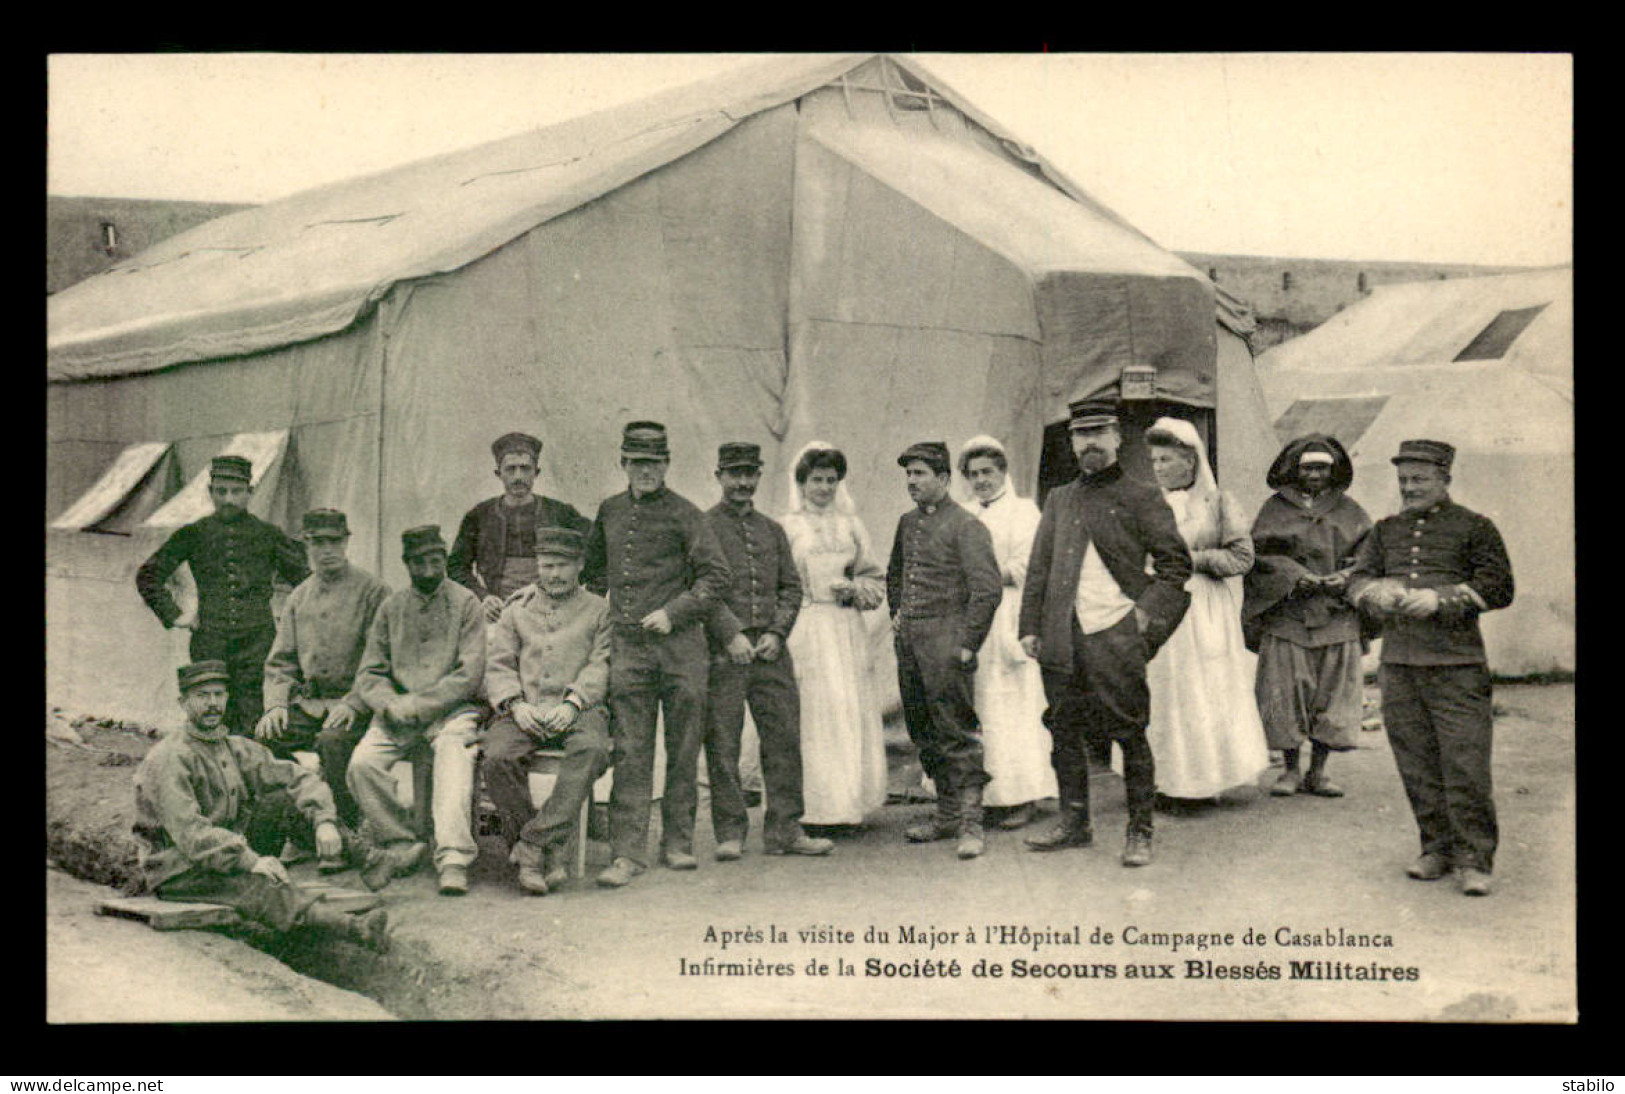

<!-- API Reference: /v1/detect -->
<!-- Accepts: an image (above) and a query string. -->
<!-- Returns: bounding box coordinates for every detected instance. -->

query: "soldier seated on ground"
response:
[132,660,389,952]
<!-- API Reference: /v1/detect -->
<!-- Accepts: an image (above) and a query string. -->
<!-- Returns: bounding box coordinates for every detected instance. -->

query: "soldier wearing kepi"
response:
[1348,440,1514,896]
[136,455,309,735]
[348,525,487,896]
[582,421,731,888]
[1018,399,1192,867]
[450,431,591,625]
[256,509,391,870]
[133,661,389,952]
[481,526,614,895]
[888,441,1004,860]
[700,443,832,861]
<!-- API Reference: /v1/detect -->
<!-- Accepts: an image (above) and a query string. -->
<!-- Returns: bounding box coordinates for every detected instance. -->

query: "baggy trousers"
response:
[482,707,611,857]
[347,708,484,870]
[153,790,322,931]
[896,616,989,804]
[1254,634,1364,752]
[191,624,275,738]
[1039,614,1155,835]
[701,639,804,849]
[607,624,708,865]
[262,704,369,829]
[1379,663,1498,872]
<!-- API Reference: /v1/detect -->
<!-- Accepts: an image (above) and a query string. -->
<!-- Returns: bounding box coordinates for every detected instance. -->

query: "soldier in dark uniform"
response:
[582,421,732,888]
[136,455,308,736]
[1017,400,1192,867]
[1349,439,1514,896]
[699,442,832,861]
[449,432,591,624]
[888,441,1004,861]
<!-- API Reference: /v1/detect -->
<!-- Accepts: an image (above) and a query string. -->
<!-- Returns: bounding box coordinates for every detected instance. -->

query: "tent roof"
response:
[1259,266,1571,396]
[48,53,1208,383]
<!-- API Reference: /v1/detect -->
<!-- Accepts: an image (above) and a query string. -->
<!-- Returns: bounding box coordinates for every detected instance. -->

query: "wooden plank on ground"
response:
[96,896,242,930]
[302,884,382,914]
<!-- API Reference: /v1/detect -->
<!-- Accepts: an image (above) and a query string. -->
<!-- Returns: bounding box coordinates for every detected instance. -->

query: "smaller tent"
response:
[1257,267,1573,675]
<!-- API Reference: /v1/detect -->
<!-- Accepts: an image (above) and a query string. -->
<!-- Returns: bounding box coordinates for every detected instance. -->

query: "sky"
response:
[46,52,1572,267]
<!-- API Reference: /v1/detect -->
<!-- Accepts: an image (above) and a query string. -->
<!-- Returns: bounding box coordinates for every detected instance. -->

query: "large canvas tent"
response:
[1258,266,1573,675]
[49,54,1277,726]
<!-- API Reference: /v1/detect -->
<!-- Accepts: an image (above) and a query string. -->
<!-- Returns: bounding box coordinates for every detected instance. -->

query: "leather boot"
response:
[1121,826,1154,867]
[905,774,957,843]
[1024,800,1093,851]
[957,780,986,860]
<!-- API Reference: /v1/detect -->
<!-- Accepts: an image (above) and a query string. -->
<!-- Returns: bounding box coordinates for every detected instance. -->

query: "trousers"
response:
[190,625,275,737]
[701,640,804,848]
[1380,663,1498,871]
[1254,634,1364,752]
[896,616,989,799]
[262,704,369,829]
[607,625,708,865]
[482,707,611,856]
[153,789,321,931]
[347,707,484,869]
[1040,614,1155,834]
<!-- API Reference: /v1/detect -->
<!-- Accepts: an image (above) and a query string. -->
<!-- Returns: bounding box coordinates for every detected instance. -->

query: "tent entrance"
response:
[1035,403,1217,507]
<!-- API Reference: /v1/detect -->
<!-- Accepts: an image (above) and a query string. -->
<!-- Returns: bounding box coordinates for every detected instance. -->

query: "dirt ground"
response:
[45,683,1575,1023]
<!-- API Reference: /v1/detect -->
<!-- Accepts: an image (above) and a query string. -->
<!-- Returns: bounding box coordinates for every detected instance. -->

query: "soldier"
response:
[133,660,389,952]
[135,455,308,735]
[449,432,591,624]
[481,526,613,895]
[699,442,832,861]
[348,526,487,896]
[888,441,1004,860]
[255,508,390,870]
[1349,439,1515,896]
[582,421,731,888]
[1017,400,1192,867]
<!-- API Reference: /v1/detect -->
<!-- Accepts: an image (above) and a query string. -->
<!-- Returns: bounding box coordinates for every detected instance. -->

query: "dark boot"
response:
[302,900,391,953]
[906,774,957,843]
[1024,800,1093,851]
[957,780,986,860]
[1121,827,1154,867]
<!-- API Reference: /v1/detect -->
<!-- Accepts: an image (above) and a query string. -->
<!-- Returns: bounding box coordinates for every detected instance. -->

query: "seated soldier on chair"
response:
[481,526,613,895]
[132,660,389,952]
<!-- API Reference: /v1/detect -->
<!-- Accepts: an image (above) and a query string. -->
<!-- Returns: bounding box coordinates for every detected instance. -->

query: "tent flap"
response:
[50,441,171,531]
[142,430,288,528]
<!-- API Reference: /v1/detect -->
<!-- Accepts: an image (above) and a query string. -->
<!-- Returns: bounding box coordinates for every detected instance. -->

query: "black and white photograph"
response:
[44,51,1574,1024]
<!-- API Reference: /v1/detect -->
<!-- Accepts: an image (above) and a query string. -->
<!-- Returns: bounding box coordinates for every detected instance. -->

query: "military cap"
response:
[716,442,763,471]
[1068,398,1121,431]
[209,455,253,483]
[401,524,448,559]
[301,508,350,537]
[177,660,230,693]
[897,441,951,472]
[536,525,587,559]
[1391,439,1456,471]
[621,421,670,459]
[492,432,543,464]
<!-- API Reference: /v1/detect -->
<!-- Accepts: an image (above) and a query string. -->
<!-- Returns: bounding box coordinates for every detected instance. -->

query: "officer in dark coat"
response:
[449,432,591,624]
[136,455,309,736]
[1017,399,1192,867]
[1349,439,1514,896]
[888,440,1004,861]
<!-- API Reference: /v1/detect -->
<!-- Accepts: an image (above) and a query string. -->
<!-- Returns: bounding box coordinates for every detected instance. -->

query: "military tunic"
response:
[701,502,806,849]
[136,512,309,735]
[1349,498,1514,872]
[582,486,731,865]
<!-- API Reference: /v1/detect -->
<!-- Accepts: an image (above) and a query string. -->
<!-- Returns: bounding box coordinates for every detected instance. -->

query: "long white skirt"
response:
[976,589,1057,806]
[1141,573,1271,799]
[788,601,889,824]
